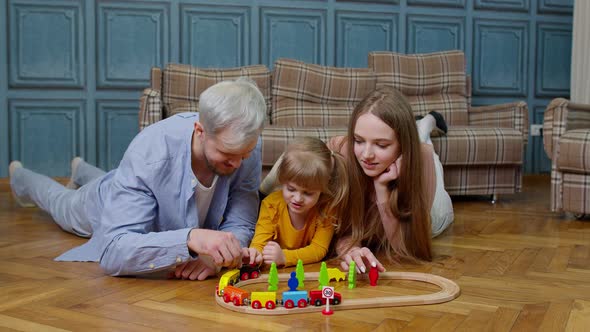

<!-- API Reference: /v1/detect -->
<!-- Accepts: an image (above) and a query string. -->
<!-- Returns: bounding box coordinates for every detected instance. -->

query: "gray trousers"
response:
[11,161,106,238]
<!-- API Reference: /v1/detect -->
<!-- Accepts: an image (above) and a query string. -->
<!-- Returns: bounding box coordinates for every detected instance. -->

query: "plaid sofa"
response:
[369,51,528,196]
[139,50,528,196]
[543,98,590,214]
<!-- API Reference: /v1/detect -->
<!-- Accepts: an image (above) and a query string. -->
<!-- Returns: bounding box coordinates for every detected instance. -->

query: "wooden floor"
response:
[1,175,589,331]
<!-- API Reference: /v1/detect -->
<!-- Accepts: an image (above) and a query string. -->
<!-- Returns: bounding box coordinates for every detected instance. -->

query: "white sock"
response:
[416,114,435,145]
[66,157,84,189]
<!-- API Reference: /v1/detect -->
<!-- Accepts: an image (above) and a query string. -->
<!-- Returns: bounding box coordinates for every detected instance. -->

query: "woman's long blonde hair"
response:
[277,137,349,224]
[337,87,432,262]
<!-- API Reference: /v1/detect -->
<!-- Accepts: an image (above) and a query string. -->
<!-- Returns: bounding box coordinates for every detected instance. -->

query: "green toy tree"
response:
[348,261,357,289]
[318,262,329,289]
[268,262,279,291]
[296,259,305,289]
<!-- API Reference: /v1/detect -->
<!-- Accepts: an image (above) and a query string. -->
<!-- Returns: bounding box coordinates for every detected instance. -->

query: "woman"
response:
[331,86,454,273]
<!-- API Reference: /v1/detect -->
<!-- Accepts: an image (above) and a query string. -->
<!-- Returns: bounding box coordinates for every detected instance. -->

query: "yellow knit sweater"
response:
[249,191,334,267]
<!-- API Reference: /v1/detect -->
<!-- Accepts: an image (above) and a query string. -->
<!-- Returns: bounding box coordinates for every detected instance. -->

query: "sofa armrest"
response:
[138,67,164,131]
[138,88,163,131]
[469,101,529,145]
[150,67,162,91]
[543,98,590,160]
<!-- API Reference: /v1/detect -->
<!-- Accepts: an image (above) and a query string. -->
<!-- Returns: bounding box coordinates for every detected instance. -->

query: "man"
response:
[9,78,266,280]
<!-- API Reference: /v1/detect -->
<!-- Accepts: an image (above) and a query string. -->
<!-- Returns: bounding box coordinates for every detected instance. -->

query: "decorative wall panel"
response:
[536,22,572,97]
[474,0,530,12]
[336,11,398,67]
[538,0,573,14]
[181,4,249,67]
[97,1,169,88]
[97,101,138,170]
[9,100,84,176]
[337,0,399,3]
[407,15,464,54]
[9,0,84,88]
[474,19,528,96]
[260,7,326,67]
[408,0,465,8]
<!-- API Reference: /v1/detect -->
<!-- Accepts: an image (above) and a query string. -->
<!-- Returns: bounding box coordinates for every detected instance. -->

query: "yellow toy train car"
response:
[217,269,240,296]
[250,291,277,309]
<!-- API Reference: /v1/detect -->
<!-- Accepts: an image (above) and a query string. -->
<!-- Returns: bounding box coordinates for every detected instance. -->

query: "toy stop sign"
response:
[322,286,334,299]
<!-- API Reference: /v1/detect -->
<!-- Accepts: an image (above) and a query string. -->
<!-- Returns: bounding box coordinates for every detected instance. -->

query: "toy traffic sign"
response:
[321,286,334,315]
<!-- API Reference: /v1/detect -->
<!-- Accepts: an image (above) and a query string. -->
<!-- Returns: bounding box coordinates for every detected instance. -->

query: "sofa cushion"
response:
[557,129,590,173]
[369,50,469,126]
[432,127,524,165]
[271,58,376,126]
[161,63,272,118]
[261,127,348,166]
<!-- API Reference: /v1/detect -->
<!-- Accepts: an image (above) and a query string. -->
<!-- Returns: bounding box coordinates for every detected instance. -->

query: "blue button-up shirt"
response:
[56,113,261,276]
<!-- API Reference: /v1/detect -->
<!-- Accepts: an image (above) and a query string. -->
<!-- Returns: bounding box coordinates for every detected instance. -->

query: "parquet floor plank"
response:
[1,305,160,332]
[510,302,551,331]
[372,319,407,332]
[547,246,573,272]
[489,307,520,332]
[134,299,299,331]
[538,300,574,331]
[0,313,70,332]
[505,248,540,275]
[401,314,440,330]
[71,302,226,331]
[565,299,590,331]
[429,312,467,331]
[454,309,494,331]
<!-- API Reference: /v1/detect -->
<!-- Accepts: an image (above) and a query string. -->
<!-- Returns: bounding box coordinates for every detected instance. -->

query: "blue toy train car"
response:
[282,290,308,308]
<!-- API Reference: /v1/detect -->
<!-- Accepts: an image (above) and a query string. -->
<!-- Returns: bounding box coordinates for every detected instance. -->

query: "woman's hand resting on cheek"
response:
[374,155,402,186]
[374,156,402,203]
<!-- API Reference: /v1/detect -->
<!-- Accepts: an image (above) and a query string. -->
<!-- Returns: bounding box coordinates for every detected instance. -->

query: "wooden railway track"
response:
[215,271,461,315]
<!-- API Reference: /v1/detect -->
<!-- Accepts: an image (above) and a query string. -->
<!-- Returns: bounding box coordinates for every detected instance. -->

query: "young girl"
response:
[243,137,348,267]
[332,86,454,273]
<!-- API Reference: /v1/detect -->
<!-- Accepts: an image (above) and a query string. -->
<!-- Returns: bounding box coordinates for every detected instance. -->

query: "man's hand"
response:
[262,241,286,266]
[187,229,243,268]
[170,256,218,281]
[242,247,263,266]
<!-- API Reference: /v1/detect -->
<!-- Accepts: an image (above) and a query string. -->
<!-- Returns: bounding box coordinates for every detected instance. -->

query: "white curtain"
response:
[571,0,590,103]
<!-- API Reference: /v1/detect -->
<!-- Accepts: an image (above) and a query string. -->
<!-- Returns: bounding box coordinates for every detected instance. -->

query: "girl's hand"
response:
[340,246,386,274]
[262,241,286,266]
[242,247,263,266]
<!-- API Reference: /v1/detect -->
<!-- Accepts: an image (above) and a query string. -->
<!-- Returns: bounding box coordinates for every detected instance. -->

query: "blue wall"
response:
[0,0,573,177]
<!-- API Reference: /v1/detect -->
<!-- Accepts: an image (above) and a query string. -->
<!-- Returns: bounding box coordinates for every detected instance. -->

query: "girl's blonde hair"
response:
[277,137,349,223]
[337,86,432,263]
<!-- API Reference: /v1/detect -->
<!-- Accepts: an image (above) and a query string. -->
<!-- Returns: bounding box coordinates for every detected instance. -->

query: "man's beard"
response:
[204,152,235,176]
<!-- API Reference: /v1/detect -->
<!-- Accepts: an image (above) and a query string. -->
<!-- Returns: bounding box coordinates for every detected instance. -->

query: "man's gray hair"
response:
[198,77,266,148]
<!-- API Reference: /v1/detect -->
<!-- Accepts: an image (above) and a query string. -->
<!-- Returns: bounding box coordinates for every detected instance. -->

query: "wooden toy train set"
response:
[215,261,461,315]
